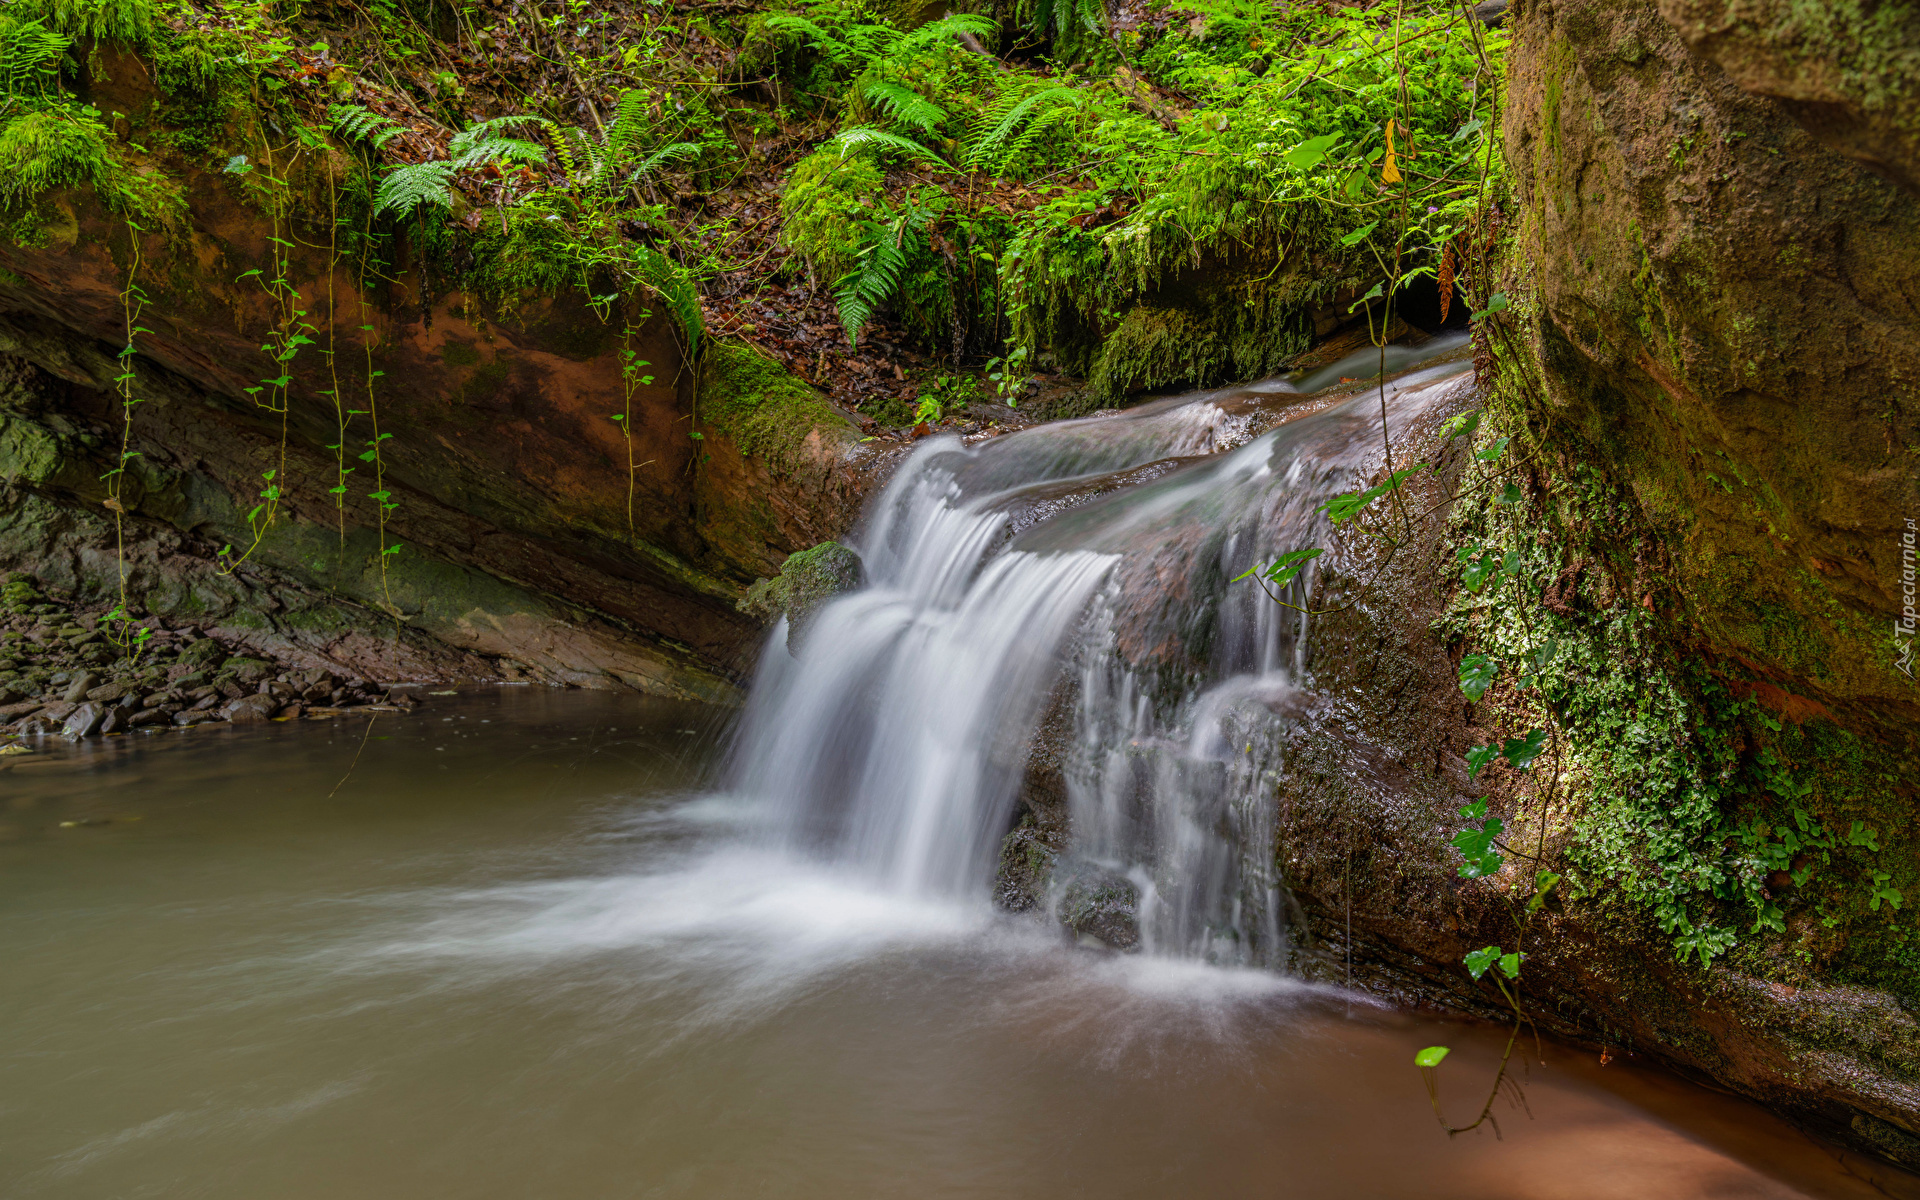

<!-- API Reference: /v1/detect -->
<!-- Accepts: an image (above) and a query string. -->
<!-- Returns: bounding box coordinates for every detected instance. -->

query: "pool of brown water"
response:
[2,687,1913,1199]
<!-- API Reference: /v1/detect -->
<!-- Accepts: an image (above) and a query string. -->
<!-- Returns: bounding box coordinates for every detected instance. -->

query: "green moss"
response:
[697,341,855,473]
[0,106,183,227]
[7,0,153,43]
[779,151,885,287]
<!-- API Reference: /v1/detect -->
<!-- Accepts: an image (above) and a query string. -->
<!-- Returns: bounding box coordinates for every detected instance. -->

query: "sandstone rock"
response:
[60,703,104,739]
[85,681,131,704]
[98,706,128,735]
[224,694,279,722]
[61,672,98,703]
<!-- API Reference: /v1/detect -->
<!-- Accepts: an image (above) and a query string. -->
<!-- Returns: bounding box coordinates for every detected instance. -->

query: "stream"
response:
[1,689,1905,1198]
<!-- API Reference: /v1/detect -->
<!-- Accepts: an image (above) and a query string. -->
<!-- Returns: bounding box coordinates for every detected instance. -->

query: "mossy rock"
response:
[738,540,864,651]
[224,656,273,684]
[177,639,227,667]
[698,341,857,476]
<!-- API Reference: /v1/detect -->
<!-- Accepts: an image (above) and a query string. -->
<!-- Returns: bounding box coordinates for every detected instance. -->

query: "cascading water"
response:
[727,336,1474,964]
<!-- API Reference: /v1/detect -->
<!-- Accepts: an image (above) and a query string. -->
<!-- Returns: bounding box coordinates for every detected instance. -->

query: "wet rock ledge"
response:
[0,571,423,746]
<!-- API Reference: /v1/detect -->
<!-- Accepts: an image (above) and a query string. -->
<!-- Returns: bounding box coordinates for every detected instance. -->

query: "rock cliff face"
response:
[0,49,871,699]
[1504,0,1918,726]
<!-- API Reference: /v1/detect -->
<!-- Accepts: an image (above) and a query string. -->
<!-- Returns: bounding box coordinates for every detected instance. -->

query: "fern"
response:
[449,114,557,157]
[449,137,545,171]
[630,244,704,355]
[605,89,654,167]
[5,0,151,44]
[963,85,1080,172]
[329,103,403,150]
[858,77,948,137]
[1023,0,1106,59]
[897,12,997,54]
[835,209,929,346]
[373,160,456,219]
[825,126,949,167]
[0,17,70,99]
[630,141,701,181]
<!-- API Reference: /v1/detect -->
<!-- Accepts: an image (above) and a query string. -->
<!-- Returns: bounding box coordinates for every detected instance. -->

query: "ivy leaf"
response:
[1317,467,1422,523]
[1497,952,1523,979]
[1347,281,1385,314]
[1494,481,1523,506]
[1441,410,1482,440]
[224,154,253,174]
[1474,436,1511,462]
[1463,945,1503,979]
[1520,638,1559,684]
[1458,654,1497,701]
[1470,293,1510,321]
[1339,221,1379,247]
[1458,547,1502,592]
[1465,744,1501,778]
[1282,132,1344,171]
[1502,728,1548,771]
[1232,547,1323,589]
[1414,1046,1451,1068]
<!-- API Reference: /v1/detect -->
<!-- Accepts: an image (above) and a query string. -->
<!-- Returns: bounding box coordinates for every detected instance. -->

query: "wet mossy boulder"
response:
[176,639,227,668]
[738,541,865,651]
[224,657,274,685]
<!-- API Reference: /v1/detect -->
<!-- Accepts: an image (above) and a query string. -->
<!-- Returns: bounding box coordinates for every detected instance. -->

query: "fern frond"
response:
[825,126,950,168]
[898,12,997,53]
[841,22,901,63]
[329,102,404,149]
[447,114,556,159]
[857,77,948,137]
[606,89,654,165]
[761,13,852,64]
[449,137,545,171]
[834,209,929,346]
[0,18,71,99]
[555,124,608,190]
[630,244,704,355]
[630,141,702,181]
[372,160,456,219]
[962,85,1079,172]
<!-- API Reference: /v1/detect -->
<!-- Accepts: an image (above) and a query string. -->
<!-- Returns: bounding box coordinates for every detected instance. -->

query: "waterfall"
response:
[726,337,1473,964]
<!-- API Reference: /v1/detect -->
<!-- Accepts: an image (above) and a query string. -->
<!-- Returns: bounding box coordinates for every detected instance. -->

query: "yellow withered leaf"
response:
[1382,118,1403,184]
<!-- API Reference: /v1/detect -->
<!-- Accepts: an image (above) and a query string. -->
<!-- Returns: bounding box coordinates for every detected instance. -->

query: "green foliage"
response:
[779,152,885,285]
[5,0,152,44]
[1233,548,1322,592]
[835,206,927,345]
[372,159,456,219]
[329,103,404,149]
[1452,798,1504,880]
[963,84,1081,174]
[0,17,70,98]
[858,77,948,136]
[0,106,178,223]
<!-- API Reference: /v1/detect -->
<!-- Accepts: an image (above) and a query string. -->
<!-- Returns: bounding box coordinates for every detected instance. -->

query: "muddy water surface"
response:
[3,688,1913,1199]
